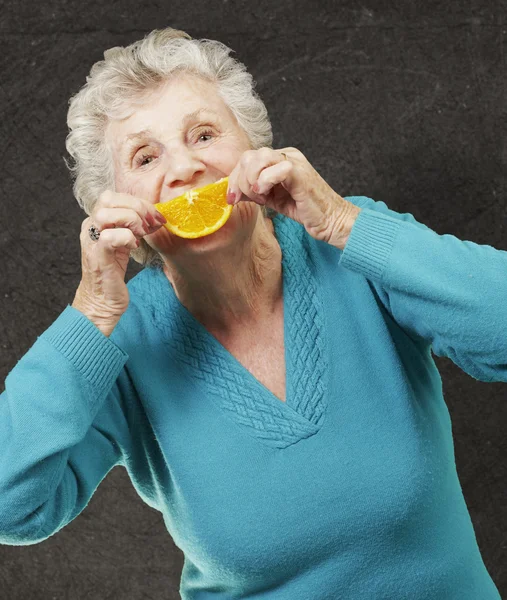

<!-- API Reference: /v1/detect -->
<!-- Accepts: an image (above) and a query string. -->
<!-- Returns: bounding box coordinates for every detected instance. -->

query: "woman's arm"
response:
[336,196,507,384]
[0,305,133,545]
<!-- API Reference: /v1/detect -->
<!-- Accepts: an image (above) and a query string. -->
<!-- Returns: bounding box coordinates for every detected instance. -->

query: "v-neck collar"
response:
[146,213,328,449]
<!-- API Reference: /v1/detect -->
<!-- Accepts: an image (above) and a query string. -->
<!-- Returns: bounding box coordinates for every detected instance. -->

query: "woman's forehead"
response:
[148,75,224,115]
[107,79,227,141]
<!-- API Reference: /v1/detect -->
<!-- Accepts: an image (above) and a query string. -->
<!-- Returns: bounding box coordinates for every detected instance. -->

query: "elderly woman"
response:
[0,27,504,600]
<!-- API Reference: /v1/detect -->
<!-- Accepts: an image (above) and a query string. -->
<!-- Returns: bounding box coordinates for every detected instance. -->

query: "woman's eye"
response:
[134,152,154,167]
[134,152,154,168]
[196,128,214,142]
[136,154,153,167]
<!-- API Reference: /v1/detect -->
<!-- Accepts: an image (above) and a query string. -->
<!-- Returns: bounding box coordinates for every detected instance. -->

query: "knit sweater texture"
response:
[0,196,504,599]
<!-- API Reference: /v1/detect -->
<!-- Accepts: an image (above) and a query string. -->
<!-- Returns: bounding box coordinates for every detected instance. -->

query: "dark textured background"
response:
[1,1,506,598]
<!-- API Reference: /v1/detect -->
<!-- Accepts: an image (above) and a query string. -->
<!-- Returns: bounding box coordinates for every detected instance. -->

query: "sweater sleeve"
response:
[0,305,133,546]
[340,196,507,383]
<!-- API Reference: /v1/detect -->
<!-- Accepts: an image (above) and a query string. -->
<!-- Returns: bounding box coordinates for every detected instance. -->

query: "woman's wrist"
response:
[328,201,362,251]
[71,302,120,337]
[71,290,121,338]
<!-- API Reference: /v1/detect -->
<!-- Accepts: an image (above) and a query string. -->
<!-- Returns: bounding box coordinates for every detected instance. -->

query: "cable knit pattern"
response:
[146,214,328,448]
[276,217,328,425]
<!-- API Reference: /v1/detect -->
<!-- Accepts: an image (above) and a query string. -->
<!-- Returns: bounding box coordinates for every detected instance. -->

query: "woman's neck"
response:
[162,216,283,335]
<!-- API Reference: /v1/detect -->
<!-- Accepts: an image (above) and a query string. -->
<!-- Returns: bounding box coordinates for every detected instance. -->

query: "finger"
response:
[243,148,284,188]
[227,164,240,204]
[227,153,254,204]
[98,190,167,228]
[235,149,285,204]
[96,227,139,252]
[92,206,156,238]
[253,160,293,196]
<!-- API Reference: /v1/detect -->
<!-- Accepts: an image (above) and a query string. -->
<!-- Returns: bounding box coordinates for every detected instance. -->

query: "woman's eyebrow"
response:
[122,108,220,148]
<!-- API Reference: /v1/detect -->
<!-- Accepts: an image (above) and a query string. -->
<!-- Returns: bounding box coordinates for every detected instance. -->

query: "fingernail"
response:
[155,212,167,224]
[227,190,236,205]
[252,183,260,194]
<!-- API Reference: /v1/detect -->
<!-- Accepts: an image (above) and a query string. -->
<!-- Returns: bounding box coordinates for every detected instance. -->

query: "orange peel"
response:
[154,177,232,239]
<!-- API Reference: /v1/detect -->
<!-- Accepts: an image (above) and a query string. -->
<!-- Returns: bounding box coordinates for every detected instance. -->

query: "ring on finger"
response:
[88,222,117,241]
[88,224,101,241]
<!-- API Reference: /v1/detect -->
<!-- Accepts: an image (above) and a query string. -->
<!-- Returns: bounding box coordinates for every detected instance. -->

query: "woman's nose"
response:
[164,154,205,192]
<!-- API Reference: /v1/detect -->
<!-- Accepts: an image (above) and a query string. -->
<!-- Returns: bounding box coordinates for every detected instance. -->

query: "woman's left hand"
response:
[226,147,361,248]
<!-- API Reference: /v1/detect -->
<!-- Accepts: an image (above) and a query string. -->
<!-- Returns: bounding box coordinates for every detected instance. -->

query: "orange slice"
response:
[154,177,232,239]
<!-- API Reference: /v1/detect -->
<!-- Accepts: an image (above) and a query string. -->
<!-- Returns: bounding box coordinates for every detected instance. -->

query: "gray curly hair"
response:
[64,27,277,268]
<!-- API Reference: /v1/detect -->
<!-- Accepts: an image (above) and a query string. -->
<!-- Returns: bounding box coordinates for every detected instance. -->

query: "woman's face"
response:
[105,74,263,257]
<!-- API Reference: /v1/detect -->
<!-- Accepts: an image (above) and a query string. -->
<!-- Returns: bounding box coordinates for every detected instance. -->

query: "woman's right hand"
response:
[72,189,167,336]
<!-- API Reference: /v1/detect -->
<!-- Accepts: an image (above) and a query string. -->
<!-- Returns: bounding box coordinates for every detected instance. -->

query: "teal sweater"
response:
[0,196,504,599]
